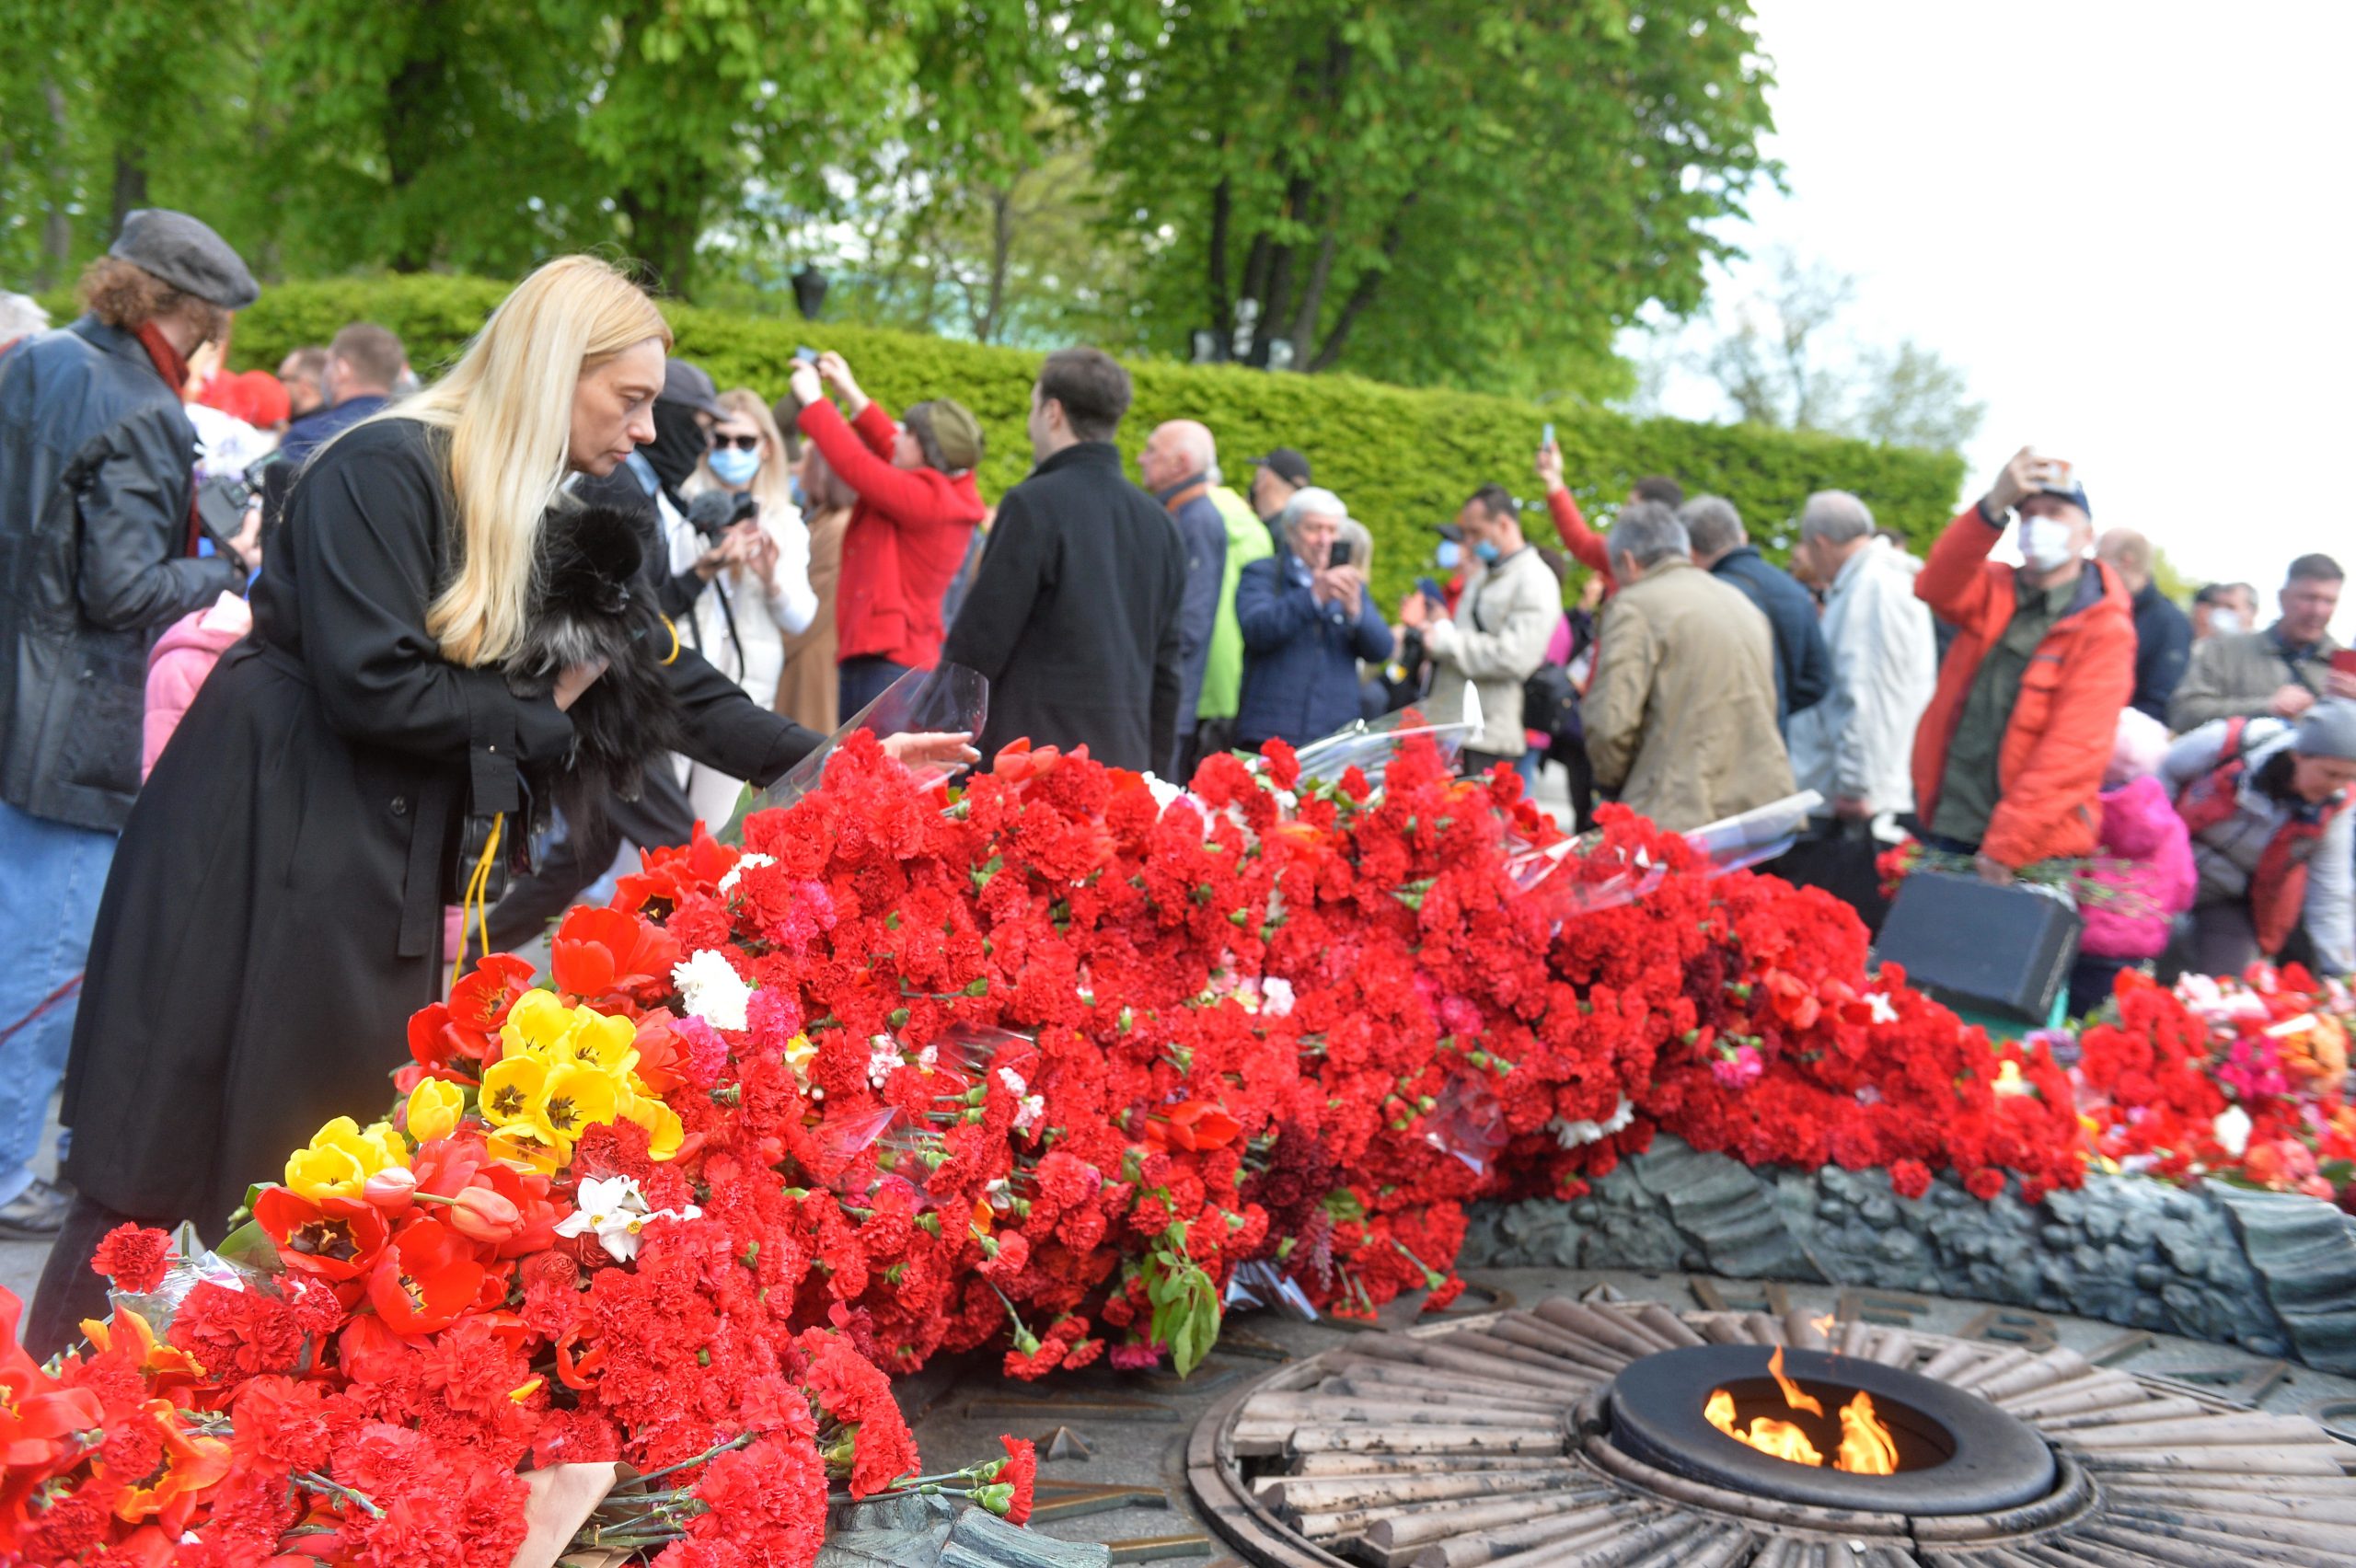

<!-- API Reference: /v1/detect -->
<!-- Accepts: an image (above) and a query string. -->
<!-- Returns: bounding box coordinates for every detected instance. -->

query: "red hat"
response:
[220,370,290,429]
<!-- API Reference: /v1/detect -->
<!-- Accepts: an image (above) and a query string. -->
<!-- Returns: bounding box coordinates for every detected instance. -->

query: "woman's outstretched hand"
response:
[879,731,979,768]
[553,657,608,712]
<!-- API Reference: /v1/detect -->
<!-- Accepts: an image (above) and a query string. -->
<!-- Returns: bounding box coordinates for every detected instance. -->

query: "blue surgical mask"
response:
[1472,538,1502,564]
[710,447,761,487]
[1435,539,1462,571]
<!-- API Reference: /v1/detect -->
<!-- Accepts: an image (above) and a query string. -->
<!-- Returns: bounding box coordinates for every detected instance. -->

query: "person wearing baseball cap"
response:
[0,209,260,1240]
[1246,447,1311,533]
[1910,445,2134,889]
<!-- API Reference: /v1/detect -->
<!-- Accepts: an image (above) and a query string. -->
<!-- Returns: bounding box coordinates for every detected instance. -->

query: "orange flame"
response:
[1836,1389,1899,1476]
[1766,1345,1824,1418]
[1706,1350,1901,1474]
[1810,1313,1839,1338]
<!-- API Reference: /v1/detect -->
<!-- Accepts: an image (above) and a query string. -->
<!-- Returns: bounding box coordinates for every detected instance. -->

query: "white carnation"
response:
[716,851,776,895]
[673,950,752,1032]
[1549,1095,1635,1150]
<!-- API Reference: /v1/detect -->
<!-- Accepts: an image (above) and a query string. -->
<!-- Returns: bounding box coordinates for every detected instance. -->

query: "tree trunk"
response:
[1207,174,1233,348]
[980,184,1014,343]
[618,183,700,297]
[1288,224,1338,354]
[110,146,148,236]
[38,80,72,290]
[1308,193,1417,373]
[380,0,450,272]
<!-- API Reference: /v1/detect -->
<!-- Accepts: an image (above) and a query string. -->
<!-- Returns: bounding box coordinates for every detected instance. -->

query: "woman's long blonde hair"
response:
[375,256,671,667]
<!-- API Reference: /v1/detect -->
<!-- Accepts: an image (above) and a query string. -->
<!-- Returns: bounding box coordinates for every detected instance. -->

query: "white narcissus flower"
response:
[673,950,752,1032]
[2212,1104,2253,1159]
[1865,992,1899,1024]
[554,1175,702,1263]
[715,851,776,895]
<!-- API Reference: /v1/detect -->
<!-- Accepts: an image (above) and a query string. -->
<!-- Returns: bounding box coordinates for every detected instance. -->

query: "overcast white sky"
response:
[1642,0,2356,629]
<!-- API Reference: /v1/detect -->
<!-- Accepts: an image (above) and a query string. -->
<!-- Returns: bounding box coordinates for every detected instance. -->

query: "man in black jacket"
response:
[2096,527,2192,724]
[943,348,1186,773]
[0,210,260,1239]
[1681,494,1830,731]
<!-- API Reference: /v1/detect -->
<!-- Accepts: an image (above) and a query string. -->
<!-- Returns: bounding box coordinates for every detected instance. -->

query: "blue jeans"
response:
[0,801,116,1205]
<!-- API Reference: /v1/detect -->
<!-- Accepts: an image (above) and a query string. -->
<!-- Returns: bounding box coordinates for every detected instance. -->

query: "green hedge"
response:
[49,273,1967,606]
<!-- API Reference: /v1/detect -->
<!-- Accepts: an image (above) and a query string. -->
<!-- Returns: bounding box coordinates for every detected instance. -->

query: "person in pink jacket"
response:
[142,591,250,780]
[2071,708,2196,1011]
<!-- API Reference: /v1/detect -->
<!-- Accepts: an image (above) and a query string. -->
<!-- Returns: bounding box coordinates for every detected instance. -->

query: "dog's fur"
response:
[504,502,682,835]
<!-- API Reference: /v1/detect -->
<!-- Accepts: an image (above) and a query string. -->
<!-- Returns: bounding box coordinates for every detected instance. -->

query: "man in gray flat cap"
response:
[0,209,261,1239]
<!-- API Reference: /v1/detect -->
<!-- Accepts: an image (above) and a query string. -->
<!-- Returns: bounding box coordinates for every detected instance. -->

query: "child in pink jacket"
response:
[143,592,251,780]
[2079,709,2195,962]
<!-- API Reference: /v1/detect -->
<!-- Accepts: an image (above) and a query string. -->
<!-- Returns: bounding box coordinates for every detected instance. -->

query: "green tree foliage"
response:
[1091,0,1778,398]
[169,274,1962,610]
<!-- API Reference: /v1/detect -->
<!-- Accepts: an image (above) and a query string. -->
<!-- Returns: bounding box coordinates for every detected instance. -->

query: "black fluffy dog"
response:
[503,502,682,839]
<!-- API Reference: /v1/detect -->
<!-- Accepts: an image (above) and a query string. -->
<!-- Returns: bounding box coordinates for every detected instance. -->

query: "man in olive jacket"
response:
[1583,502,1795,833]
[0,210,260,1239]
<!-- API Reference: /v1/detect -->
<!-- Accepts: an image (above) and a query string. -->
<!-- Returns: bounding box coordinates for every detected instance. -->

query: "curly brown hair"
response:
[77,255,228,340]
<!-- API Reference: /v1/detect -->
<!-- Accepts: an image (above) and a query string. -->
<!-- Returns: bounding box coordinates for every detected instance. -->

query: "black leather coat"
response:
[0,317,244,830]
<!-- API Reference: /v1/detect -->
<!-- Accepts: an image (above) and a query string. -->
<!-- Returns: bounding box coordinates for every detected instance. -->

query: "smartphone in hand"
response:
[1329,539,1354,569]
[1542,421,1556,448]
[794,346,820,364]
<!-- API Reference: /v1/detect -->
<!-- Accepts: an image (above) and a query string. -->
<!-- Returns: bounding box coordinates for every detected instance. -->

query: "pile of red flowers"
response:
[6,731,2091,1563]
[2076,965,2356,1202]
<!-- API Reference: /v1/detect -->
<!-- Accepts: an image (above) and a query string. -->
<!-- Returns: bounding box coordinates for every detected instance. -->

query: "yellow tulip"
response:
[486,1125,561,1175]
[531,1061,620,1150]
[782,1032,817,1081]
[480,1054,549,1130]
[405,1078,467,1144]
[285,1115,406,1203]
[566,1010,641,1078]
[620,1090,685,1162]
[501,989,582,1061]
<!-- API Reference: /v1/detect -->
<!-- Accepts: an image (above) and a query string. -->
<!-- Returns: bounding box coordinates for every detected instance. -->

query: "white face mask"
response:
[2209,608,2247,637]
[2018,514,2076,574]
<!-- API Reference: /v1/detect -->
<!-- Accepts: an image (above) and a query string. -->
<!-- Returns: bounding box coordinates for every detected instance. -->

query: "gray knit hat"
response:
[2295,700,2356,761]
[108,210,259,310]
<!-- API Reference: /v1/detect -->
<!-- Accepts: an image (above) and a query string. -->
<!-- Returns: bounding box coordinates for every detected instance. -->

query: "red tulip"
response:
[447,1186,524,1245]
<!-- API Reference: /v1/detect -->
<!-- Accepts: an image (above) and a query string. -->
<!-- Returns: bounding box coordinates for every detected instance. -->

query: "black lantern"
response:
[791,264,828,321]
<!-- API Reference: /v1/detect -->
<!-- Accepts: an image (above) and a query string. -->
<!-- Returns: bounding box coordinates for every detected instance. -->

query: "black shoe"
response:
[0,1175,72,1239]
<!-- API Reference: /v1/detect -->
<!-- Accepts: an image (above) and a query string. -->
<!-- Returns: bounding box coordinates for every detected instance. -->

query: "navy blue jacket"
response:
[1709,546,1830,725]
[1233,552,1392,747]
[2126,580,2192,723]
[278,392,389,470]
[1158,477,1227,745]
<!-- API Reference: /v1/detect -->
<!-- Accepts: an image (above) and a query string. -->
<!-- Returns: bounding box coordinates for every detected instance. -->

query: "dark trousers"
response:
[1461,748,1520,777]
[2159,898,2318,984]
[1777,815,1894,937]
[1177,718,1236,782]
[27,1192,178,1360]
[483,769,697,956]
[837,656,913,721]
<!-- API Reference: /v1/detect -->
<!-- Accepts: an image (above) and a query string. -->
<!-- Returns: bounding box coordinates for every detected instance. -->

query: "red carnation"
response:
[997,1435,1037,1524]
[89,1222,172,1294]
[1963,1167,2007,1202]
[1888,1159,1933,1200]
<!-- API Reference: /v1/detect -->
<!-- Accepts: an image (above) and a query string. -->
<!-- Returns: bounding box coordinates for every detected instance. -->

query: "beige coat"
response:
[1426,543,1560,756]
[2167,625,2340,733]
[1584,555,1794,832]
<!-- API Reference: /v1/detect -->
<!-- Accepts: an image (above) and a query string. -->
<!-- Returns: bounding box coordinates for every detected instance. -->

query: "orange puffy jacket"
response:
[1909,504,2135,869]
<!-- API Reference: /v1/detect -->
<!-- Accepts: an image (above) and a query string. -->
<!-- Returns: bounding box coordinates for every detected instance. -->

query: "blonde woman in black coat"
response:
[27,258,971,1354]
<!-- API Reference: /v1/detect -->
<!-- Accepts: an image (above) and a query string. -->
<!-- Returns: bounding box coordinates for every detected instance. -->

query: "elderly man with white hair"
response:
[1233,486,1392,749]
[1786,490,1938,825]
[1138,418,1230,774]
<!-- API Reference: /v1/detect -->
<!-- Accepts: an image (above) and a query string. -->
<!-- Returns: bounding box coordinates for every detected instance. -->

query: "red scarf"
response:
[133,322,206,557]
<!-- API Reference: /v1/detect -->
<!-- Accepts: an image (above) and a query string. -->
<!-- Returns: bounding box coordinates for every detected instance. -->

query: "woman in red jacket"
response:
[790,352,986,717]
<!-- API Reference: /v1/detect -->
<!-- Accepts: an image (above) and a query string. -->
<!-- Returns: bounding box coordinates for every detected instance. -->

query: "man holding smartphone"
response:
[1909,446,2135,885]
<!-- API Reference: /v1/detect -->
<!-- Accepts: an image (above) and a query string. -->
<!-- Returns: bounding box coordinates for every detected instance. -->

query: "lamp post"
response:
[791,264,829,321]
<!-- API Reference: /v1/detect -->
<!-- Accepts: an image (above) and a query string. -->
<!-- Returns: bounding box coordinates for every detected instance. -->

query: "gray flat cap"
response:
[660,358,727,417]
[2295,700,2356,762]
[107,209,259,310]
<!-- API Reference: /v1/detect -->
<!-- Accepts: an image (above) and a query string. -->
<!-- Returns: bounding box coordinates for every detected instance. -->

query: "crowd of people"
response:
[1,213,2350,1336]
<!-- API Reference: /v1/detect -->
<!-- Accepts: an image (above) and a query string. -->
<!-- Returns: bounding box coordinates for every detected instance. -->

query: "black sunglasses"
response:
[707,432,760,452]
